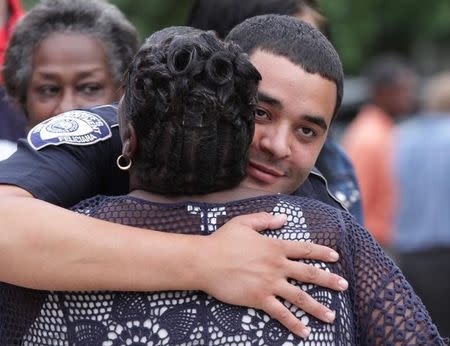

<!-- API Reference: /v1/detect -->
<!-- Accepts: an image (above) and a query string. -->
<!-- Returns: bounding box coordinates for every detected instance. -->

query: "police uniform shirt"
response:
[0,103,344,210]
[0,104,128,208]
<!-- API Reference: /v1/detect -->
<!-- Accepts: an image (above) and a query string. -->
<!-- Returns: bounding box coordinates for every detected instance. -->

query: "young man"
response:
[187,0,363,224]
[231,28,339,198]
[0,19,348,335]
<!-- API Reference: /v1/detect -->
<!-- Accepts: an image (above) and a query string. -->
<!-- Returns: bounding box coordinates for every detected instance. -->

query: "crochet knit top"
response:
[1,194,445,345]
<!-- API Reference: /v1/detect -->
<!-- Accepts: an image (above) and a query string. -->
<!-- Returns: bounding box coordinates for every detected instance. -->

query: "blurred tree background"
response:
[21,0,196,39]
[320,0,450,74]
[22,0,450,75]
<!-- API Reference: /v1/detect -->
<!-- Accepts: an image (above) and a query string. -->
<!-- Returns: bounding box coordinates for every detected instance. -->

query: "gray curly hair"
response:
[3,0,140,111]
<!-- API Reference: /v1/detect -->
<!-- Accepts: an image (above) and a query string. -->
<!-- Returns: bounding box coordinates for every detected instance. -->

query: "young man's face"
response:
[243,50,337,194]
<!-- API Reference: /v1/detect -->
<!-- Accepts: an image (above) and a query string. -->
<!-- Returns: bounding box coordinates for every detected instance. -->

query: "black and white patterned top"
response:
[1,194,446,345]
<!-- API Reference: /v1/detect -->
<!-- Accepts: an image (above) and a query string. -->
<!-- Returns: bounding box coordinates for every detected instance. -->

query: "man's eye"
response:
[297,127,317,138]
[254,108,270,120]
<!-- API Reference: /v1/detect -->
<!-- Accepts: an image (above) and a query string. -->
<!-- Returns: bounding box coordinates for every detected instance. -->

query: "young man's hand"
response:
[195,212,348,339]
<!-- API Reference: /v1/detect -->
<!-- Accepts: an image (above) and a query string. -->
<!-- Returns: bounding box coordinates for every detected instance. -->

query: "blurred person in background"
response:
[341,54,418,248]
[0,0,26,159]
[188,0,329,39]
[392,70,450,338]
[187,0,364,225]
[2,0,139,130]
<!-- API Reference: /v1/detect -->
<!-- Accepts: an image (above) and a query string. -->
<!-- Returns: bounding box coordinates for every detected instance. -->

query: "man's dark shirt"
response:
[0,104,345,211]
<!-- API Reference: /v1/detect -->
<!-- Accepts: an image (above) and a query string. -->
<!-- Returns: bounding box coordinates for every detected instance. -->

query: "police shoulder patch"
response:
[28,110,113,150]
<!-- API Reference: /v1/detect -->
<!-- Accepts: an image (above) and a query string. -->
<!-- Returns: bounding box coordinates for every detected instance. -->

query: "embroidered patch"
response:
[28,110,112,150]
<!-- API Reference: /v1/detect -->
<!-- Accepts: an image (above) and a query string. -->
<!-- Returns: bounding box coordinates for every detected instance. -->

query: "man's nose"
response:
[260,124,291,159]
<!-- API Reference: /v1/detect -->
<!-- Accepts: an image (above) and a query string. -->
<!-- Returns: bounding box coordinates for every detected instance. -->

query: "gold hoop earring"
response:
[116,154,132,171]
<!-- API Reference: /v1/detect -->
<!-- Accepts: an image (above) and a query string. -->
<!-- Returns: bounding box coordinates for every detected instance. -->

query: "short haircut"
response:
[121,27,261,195]
[187,0,327,39]
[226,14,343,118]
[4,0,140,110]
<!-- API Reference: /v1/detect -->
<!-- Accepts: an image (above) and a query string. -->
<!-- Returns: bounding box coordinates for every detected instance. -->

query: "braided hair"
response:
[121,27,261,195]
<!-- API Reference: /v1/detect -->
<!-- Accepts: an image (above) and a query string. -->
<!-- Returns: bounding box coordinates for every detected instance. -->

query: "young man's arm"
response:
[0,185,346,336]
[0,108,347,336]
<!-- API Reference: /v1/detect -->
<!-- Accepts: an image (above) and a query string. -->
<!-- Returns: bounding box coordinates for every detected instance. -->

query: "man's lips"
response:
[247,160,284,184]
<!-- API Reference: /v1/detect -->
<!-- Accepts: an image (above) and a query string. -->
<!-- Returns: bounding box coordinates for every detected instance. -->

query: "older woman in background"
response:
[3,0,139,128]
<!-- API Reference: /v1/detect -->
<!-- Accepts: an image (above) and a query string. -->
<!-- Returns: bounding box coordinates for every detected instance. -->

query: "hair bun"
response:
[206,51,234,85]
[167,42,198,76]
[121,27,261,195]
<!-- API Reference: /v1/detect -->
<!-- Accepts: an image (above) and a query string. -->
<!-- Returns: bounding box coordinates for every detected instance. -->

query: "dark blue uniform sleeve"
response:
[0,106,128,208]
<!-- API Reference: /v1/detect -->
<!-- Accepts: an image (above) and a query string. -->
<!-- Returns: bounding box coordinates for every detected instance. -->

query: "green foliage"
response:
[319,0,450,74]
[21,0,36,9]
[21,0,450,74]
[108,0,195,38]
[22,0,195,40]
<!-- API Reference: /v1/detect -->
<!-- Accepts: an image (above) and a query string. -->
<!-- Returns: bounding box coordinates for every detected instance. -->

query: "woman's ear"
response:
[122,122,138,159]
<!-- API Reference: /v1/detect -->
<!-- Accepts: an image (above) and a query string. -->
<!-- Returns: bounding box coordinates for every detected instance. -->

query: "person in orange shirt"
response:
[341,55,417,247]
